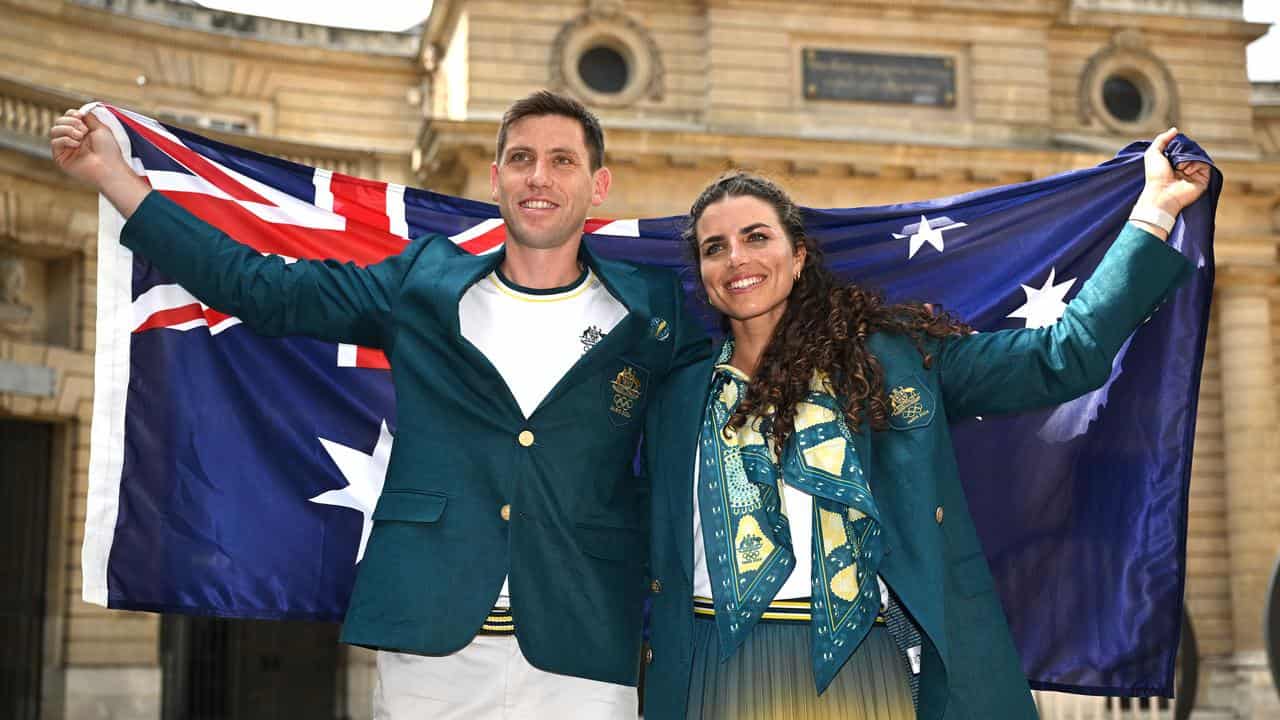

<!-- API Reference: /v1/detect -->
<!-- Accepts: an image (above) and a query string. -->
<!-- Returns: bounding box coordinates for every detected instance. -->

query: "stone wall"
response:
[0,0,421,163]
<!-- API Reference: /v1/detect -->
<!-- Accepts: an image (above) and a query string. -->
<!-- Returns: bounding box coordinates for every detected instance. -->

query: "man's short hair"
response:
[496,91,605,170]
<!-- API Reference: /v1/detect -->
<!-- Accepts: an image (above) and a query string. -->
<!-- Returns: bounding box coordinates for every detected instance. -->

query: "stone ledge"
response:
[0,358,55,397]
[63,666,160,720]
[0,74,394,179]
[418,118,1117,187]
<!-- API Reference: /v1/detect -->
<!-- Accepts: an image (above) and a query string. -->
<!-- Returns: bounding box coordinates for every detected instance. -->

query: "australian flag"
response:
[83,103,1219,697]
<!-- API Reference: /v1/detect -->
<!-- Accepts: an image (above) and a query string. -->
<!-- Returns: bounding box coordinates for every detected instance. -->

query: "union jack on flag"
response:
[84,103,1218,697]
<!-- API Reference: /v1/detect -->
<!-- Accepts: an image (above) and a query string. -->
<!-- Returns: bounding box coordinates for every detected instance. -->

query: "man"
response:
[50,91,709,718]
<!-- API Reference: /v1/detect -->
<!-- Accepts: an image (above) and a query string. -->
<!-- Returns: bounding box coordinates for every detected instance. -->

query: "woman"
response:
[642,127,1210,720]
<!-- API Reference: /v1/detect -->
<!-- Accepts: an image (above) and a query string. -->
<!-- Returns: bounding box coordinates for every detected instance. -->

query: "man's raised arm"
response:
[49,108,425,348]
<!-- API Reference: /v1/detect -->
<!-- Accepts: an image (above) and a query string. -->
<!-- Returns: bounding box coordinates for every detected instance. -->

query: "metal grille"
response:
[0,420,52,720]
[163,616,343,720]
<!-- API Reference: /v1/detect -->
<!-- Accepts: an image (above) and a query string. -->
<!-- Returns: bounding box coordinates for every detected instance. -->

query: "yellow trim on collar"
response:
[487,270,597,303]
[713,363,751,382]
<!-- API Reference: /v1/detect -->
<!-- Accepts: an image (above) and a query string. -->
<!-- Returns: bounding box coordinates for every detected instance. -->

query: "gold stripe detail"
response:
[762,611,813,621]
[692,597,884,624]
[713,363,751,382]
[480,606,515,633]
[487,271,597,303]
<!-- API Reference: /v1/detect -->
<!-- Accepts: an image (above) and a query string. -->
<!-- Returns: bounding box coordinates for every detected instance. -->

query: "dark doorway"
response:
[0,419,53,720]
[162,616,344,720]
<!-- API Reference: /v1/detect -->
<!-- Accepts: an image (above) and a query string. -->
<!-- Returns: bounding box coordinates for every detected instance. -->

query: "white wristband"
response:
[1128,205,1176,234]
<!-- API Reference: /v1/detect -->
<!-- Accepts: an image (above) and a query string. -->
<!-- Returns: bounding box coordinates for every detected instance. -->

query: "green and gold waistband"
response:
[693,596,885,625]
[479,607,514,635]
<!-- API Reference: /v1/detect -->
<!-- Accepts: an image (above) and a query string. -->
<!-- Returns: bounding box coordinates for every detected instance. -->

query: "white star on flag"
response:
[893,215,968,259]
[310,420,394,563]
[1007,268,1077,328]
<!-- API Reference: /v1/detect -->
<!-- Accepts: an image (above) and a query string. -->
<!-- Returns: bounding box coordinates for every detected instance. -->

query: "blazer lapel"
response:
[428,245,503,337]
[427,246,526,416]
[532,248,652,413]
[670,359,714,584]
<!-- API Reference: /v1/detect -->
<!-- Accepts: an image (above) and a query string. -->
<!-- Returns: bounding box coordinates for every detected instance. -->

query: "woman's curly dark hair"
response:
[684,171,973,452]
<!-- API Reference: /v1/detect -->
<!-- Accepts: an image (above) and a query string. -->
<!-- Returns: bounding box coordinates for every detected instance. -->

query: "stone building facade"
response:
[0,0,1277,718]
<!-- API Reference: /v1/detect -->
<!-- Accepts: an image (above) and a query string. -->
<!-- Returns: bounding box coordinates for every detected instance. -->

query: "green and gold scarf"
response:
[698,339,885,692]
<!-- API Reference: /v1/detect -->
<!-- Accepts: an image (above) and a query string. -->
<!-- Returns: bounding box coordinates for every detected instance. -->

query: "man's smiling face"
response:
[490,114,611,251]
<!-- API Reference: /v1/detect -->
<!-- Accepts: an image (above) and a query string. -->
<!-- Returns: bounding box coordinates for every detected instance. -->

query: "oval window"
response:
[578,45,629,95]
[1102,75,1146,123]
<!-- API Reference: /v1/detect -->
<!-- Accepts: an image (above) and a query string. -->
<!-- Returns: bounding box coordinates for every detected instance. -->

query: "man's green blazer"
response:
[121,191,710,686]
[642,224,1194,718]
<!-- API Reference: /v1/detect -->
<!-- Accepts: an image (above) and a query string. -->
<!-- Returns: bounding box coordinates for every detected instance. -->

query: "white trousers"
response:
[372,635,638,720]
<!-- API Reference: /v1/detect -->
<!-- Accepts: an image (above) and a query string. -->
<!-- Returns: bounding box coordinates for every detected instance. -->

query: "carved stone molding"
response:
[0,253,32,339]
[0,254,26,304]
[0,190,95,255]
[549,6,664,108]
[417,119,1116,191]
[1078,30,1179,136]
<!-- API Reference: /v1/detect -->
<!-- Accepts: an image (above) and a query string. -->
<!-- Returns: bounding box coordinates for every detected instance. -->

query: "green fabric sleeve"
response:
[121,190,434,348]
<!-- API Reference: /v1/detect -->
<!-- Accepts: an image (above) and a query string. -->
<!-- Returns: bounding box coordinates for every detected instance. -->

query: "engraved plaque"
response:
[803,49,956,107]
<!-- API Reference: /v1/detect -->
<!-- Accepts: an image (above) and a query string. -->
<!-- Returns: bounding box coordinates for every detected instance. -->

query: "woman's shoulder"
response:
[865,325,939,350]
[866,329,945,373]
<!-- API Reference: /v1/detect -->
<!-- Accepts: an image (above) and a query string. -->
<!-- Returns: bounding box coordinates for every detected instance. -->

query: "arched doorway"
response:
[0,419,53,720]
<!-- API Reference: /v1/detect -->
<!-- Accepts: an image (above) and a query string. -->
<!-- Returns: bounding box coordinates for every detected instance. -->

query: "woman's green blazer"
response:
[642,223,1193,720]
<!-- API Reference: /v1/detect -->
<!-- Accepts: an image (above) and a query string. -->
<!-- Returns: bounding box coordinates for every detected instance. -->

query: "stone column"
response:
[1214,283,1280,720]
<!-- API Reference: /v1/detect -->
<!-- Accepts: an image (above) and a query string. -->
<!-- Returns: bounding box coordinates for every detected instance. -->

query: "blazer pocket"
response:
[372,490,448,523]
[950,551,996,597]
[575,522,646,565]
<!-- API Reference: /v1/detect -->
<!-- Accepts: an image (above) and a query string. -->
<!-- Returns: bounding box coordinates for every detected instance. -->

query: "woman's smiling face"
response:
[696,194,806,330]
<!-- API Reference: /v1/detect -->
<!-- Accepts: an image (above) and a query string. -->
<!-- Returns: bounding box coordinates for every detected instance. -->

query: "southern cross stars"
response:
[309,420,395,563]
[893,215,968,259]
[1007,267,1077,328]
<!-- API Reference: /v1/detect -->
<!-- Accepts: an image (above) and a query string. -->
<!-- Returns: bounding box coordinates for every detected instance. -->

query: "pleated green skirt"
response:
[686,616,916,720]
